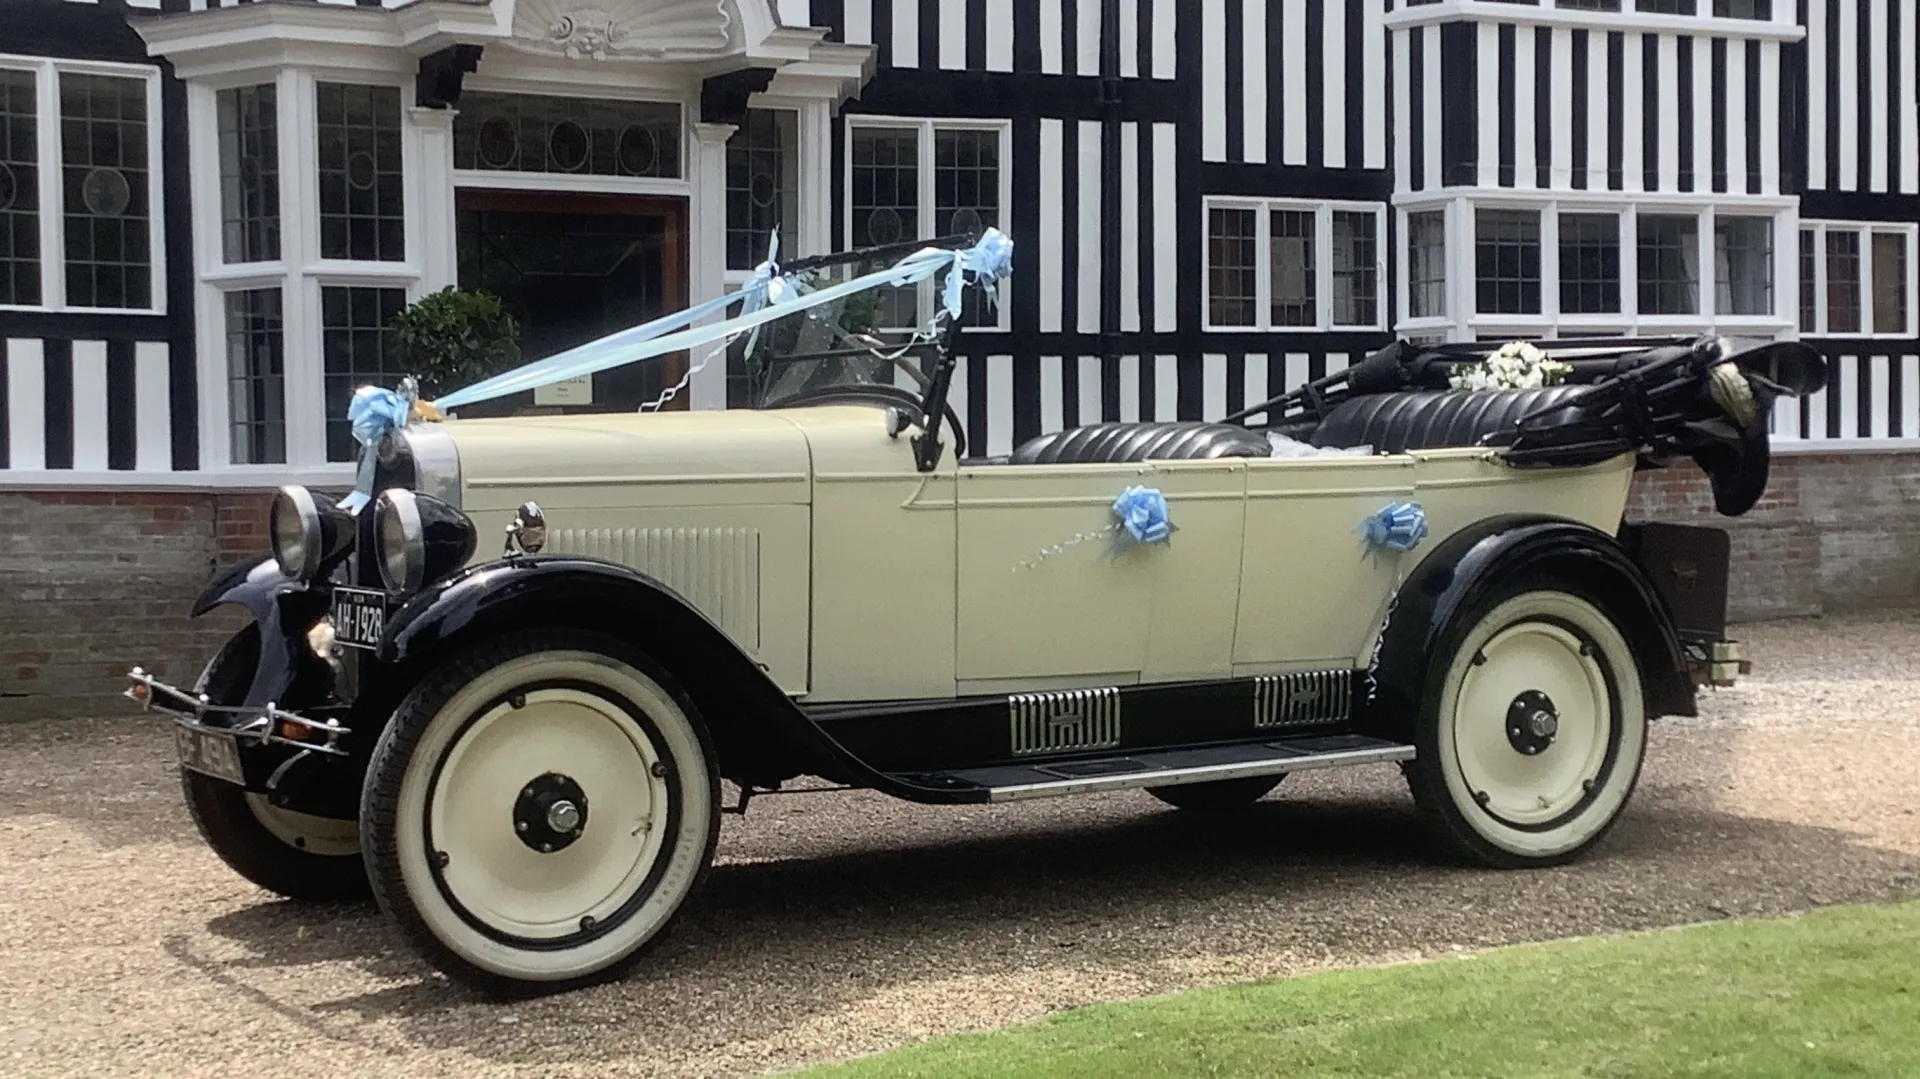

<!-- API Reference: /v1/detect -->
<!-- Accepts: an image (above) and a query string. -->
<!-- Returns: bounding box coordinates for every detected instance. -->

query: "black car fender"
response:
[1359,513,1696,741]
[375,556,929,797]
[189,552,329,710]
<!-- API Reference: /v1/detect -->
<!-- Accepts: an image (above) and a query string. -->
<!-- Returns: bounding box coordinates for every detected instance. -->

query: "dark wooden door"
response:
[454,190,690,413]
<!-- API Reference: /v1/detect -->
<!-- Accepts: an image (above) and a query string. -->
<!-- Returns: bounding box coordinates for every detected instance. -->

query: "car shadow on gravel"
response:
[184,790,1920,1070]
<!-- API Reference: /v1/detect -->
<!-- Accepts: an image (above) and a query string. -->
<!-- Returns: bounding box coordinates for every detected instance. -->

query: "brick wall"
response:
[0,449,1915,719]
[0,490,270,722]
[1626,450,1920,622]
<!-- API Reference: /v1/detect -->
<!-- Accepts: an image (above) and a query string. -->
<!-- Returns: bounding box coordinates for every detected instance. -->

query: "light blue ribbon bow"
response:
[1112,485,1174,546]
[339,382,415,512]
[942,229,1014,318]
[1358,501,1428,558]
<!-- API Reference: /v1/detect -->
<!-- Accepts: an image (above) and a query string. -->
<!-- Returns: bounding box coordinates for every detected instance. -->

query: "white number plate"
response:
[332,586,388,650]
[175,723,245,785]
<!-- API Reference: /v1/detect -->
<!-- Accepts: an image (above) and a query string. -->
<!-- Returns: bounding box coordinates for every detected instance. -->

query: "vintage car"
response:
[126,234,1823,994]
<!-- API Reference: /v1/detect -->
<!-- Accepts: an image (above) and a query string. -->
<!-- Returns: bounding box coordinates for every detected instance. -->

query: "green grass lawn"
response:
[791,901,1920,1079]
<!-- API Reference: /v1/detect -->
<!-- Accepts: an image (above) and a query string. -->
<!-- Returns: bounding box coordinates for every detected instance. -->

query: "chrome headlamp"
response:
[270,486,322,579]
[372,488,478,595]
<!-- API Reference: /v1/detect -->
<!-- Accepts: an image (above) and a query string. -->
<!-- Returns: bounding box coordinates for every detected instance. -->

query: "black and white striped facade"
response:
[1,0,1916,485]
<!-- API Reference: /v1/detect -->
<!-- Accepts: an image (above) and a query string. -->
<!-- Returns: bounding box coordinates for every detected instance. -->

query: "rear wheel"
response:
[1405,585,1648,868]
[360,629,719,995]
[179,626,371,901]
[1146,775,1284,811]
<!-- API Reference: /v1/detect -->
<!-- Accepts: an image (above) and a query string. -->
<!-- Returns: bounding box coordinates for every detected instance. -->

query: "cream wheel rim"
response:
[426,686,673,943]
[245,794,360,857]
[1448,619,1614,829]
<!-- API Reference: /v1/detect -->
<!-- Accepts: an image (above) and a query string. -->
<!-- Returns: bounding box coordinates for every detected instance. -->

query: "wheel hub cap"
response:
[1506,690,1560,756]
[513,772,590,854]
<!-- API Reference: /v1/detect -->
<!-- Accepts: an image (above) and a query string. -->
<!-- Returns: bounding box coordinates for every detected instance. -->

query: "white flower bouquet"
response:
[1447,340,1573,391]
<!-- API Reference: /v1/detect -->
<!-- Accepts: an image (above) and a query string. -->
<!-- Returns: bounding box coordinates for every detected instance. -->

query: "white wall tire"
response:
[1406,587,1648,869]
[361,630,719,995]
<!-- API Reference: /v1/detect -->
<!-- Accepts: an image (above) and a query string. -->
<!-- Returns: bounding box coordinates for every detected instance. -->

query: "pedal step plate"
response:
[915,734,1414,804]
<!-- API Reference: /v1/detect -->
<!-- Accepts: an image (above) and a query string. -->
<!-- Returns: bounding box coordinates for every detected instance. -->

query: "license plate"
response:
[332,586,388,650]
[175,722,245,785]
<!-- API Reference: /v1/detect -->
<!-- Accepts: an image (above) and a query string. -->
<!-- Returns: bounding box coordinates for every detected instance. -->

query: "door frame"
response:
[453,188,692,408]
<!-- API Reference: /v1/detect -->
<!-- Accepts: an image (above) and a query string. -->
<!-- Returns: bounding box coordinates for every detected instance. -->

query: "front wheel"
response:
[1405,586,1649,869]
[360,629,720,995]
[180,627,370,901]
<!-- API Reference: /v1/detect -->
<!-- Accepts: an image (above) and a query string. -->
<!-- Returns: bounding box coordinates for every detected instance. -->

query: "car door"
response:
[952,458,1250,693]
[1233,454,1419,671]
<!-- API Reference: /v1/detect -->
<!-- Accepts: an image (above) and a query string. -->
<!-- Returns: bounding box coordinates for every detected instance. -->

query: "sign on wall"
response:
[534,375,594,407]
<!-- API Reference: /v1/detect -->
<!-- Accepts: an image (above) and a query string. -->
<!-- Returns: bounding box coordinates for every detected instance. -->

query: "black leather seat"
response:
[1010,422,1273,465]
[1309,387,1586,453]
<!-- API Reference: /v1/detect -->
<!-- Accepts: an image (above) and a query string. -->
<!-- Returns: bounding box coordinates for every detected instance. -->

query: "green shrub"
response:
[389,287,522,395]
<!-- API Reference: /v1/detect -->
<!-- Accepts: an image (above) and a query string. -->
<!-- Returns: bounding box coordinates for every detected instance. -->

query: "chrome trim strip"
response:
[400,424,462,509]
[1252,669,1353,728]
[987,743,1416,803]
[1009,686,1121,757]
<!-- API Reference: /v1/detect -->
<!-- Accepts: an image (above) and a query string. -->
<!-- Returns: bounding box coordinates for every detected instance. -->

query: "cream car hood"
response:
[439,408,818,514]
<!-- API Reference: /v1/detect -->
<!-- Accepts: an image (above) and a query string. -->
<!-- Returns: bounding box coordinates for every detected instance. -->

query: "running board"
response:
[890,734,1414,804]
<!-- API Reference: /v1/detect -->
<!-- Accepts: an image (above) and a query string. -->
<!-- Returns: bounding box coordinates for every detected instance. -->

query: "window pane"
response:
[935,129,1001,325]
[217,84,279,264]
[316,83,404,262]
[322,286,410,462]
[1825,230,1862,334]
[226,288,285,465]
[850,127,920,328]
[1798,229,1818,332]
[1713,215,1773,316]
[1558,0,1622,9]
[1407,210,1447,319]
[1559,212,1620,314]
[725,109,797,272]
[1713,0,1770,16]
[1636,0,1696,12]
[451,92,682,179]
[1637,213,1700,315]
[1271,209,1316,326]
[1872,233,1908,335]
[0,68,38,307]
[1331,211,1377,326]
[1207,207,1257,327]
[60,73,149,309]
[1475,209,1541,315]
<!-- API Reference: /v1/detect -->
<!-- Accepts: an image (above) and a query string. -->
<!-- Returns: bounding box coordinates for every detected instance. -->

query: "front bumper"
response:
[124,666,354,761]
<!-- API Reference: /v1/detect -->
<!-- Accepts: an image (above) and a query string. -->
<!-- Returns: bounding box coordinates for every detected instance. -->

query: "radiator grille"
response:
[1253,670,1352,728]
[1009,687,1122,757]
[548,527,761,651]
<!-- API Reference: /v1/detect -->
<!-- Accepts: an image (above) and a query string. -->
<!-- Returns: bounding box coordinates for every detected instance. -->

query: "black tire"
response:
[1146,775,1284,811]
[1403,580,1650,870]
[360,628,721,996]
[179,627,372,902]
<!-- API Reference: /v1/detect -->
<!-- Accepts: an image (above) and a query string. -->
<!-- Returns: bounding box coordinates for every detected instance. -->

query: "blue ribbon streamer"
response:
[430,228,1013,412]
[1358,501,1428,558]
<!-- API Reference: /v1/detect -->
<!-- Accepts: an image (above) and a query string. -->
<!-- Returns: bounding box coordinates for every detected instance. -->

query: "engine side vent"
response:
[1009,687,1122,757]
[1252,670,1352,728]
[548,527,762,652]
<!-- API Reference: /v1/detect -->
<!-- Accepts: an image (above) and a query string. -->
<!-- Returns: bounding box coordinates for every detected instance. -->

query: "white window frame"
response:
[721,96,833,288]
[843,115,1014,334]
[1399,190,1797,342]
[191,67,426,474]
[0,53,166,317]
[448,80,694,200]
[1798,219,1919,339]
[1200,196,1389,333]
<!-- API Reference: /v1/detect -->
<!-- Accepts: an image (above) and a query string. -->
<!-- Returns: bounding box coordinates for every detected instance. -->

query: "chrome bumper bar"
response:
[124,666,353,758]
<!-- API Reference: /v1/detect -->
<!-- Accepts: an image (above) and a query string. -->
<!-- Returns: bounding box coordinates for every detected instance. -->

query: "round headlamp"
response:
[270,486,323,579]
[374,488,426,594]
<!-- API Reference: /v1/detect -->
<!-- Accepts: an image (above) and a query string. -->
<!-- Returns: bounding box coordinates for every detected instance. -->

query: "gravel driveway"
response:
[3,611,1918,1079]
